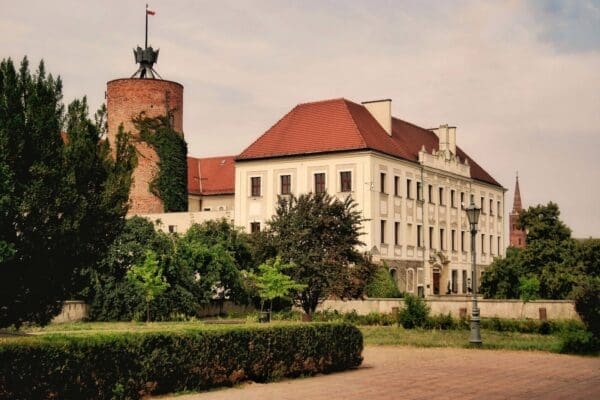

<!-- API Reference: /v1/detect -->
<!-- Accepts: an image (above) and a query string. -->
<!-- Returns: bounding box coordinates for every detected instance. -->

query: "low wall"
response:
[319,297,578,320]
[52,300,89,323]
[52,300,255,323]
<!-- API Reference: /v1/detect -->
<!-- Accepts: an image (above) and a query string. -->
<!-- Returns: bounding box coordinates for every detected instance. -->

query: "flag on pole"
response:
[147,9,155,16]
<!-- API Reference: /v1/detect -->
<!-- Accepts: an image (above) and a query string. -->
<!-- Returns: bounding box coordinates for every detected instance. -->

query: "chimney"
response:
[362,99,392,136]
[431,124,456,156]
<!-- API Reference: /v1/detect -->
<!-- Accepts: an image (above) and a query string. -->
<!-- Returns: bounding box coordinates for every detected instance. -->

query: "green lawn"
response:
[5,321,565,353]
[360,325,563,352]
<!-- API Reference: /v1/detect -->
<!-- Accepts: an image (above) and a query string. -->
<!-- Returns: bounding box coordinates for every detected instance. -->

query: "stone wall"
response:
[51,300,89,323]
[319,297,578,320]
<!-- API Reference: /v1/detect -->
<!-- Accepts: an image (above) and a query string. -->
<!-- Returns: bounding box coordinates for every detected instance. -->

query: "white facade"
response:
[235,149,505,297]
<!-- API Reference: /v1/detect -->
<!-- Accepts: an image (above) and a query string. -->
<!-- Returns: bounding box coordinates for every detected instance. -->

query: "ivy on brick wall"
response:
[134,112,188,212]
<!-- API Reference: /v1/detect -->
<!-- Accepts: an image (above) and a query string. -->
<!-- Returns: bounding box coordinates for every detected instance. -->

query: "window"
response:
[340,171,352,192]
[451,190,456,208]
[250,222,261,233]
[452,270,458,293]
[498,237,501,255]
[451,229,456,251]
[462,270,468,293]
[460,192,465,208]
[406,179,412,199]
[394,176,400,196]
[489,199,494,216]
[314,173,326,194]
[394,222,400,245]
[280,174,291,195]
[490,235,494,255]
[439,187,445,205]
[407,269,414,292]
[480,196,485,213]
[417,182,423,201]
[461,231,466,252]
[380,220,386,244]
[497,201,501,216]
[380,172,386,193]
[428,185,434,203]
[251,177,261,197]
[440,228,445,250]
[168,225,177,233]
[470,194,474,204]
[428,226,434,249]
[481,233,486,253]
[417,225,423,247]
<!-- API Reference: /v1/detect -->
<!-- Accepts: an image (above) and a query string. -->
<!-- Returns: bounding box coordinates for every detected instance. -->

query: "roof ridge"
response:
[296,97,349,106]
[237,104,301,159]
[341,100,368,148]
[392,116,432,133]
[189,154,235,161]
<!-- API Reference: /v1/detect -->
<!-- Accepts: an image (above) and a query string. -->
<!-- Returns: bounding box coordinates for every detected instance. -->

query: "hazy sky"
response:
[2,0,599,237]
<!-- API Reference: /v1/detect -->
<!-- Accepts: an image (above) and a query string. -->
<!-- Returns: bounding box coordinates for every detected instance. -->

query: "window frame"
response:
[251,176,261,197]
[314,172,326,194]
[340,171,352,192]
[280,174,291,195]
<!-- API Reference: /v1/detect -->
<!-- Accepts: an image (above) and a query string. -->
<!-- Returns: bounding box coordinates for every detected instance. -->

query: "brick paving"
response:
[158,346,600,400]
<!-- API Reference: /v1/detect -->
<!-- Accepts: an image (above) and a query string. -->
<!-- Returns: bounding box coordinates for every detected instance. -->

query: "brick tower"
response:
[509,174,526,248]
[106,9,184,214]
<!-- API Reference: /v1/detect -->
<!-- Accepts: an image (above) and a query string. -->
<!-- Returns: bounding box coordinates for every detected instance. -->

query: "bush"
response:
[0,323,362,399]
[425,313,457,330]
[398,294,430,329]
[559,329,600,355]
[572,276,600,338]
[365,266,402,298]
[480,318,583,335]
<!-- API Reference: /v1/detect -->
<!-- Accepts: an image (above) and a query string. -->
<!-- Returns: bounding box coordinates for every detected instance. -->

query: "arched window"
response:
[406,269,414,293]
[390,268,397,283]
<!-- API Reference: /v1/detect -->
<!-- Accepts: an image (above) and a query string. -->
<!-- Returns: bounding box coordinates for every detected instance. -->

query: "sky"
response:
[1,0,599,237]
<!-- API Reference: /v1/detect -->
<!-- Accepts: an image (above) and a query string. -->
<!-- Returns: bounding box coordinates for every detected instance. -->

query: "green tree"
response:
[366,263,402,298]
[250,257,306,320]
[518,276,540,302]
[87,217,175,321]
[127,250,170,322]
[265,193,375,316]
[398,293,430,329]
[0,57,135,328]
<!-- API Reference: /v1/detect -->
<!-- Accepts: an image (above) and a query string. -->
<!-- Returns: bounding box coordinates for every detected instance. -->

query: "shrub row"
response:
[0,323,363,400]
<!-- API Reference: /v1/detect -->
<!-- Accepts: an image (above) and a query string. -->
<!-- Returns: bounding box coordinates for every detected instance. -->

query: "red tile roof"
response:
[237,98,501,187]
[187,155,235,196]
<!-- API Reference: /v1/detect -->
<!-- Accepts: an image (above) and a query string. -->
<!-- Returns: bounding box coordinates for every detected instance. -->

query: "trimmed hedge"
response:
[0,323,362,399]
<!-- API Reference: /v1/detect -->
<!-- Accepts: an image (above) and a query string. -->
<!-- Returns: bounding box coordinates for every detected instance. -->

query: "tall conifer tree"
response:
[0,57,135,327]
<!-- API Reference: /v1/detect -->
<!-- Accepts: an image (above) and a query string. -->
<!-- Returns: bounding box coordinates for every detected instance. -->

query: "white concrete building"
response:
[234,98,505,297]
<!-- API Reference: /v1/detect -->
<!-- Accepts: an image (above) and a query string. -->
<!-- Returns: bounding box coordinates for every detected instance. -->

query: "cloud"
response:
[1,0,599,236]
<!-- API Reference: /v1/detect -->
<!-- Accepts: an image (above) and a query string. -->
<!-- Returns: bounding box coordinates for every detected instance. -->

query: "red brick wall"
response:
[106,78,184,214]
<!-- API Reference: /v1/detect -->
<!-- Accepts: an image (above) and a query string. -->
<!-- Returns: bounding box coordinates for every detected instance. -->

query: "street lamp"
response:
[465,201,482,345]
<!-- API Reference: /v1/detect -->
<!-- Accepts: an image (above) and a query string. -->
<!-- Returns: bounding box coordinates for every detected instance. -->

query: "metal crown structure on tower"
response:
[132,4,162,79]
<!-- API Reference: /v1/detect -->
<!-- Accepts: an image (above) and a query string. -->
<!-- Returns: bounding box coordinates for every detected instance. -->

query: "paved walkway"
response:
[158,346,600,400]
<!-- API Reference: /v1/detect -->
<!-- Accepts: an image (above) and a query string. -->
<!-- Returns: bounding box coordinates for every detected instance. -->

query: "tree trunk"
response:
[147,302,150,322]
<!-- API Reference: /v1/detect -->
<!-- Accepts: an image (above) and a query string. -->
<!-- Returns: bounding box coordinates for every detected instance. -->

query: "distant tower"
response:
[106,6,184,214]
[509,174,526,248]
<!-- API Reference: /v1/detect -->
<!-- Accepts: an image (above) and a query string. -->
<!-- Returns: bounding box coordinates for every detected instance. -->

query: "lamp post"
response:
[465,201,482,345]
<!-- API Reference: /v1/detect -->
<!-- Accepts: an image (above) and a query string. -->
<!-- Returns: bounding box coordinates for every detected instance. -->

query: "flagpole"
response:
[145,4,148,49]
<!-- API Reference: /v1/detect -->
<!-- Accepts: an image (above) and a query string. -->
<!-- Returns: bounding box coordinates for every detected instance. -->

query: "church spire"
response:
[511,173,522,213]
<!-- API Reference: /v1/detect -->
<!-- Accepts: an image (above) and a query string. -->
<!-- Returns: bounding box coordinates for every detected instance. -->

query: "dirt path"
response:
[156,346,600,400]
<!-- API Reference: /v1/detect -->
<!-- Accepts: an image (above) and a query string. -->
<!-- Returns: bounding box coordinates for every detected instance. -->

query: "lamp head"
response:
[465,201,481,226]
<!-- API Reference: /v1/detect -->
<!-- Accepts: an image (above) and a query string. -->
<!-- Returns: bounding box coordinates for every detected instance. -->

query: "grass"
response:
[0,321,569,353]
[360,326,563,352]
